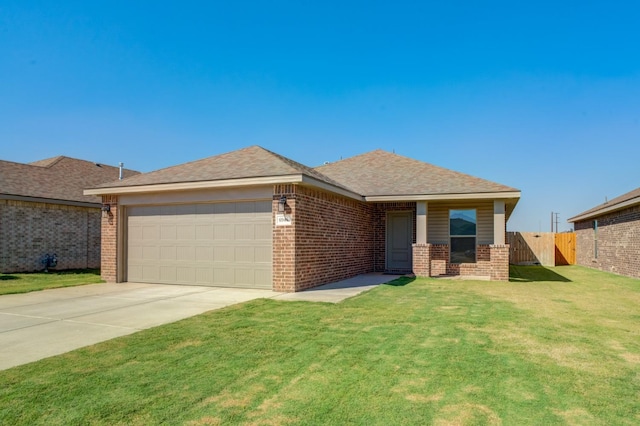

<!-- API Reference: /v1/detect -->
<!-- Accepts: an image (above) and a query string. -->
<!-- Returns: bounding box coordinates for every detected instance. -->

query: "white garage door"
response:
[127,201,272,289]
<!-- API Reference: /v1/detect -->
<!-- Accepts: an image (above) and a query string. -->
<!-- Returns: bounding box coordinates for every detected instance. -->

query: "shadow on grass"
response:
[382,276,416,287]
[50,269,101,276]
[509,265,572,283]
[0,275,19,281]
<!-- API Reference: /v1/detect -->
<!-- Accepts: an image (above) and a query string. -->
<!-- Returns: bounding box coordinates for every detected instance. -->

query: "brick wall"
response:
[100,195,119,282]
[372,202,416,272]
[273,185,375,292]
[575,205,640,279]
[412,242,509,281]
[0,199,101,273]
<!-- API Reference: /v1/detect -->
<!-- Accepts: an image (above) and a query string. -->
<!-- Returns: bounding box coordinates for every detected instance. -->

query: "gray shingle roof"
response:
[315,149,519,197]
[569,186,640,222]
[92,145,350,191]
[0,156,139,204]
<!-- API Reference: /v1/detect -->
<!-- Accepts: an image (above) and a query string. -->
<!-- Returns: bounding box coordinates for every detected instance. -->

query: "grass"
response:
[0,265,639,425]
[0,269,102,295]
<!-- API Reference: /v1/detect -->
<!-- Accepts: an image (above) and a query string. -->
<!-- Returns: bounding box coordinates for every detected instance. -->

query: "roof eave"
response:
[83,173,364,200]
[363,191,521,202]
[568,196,640,223]
[0,193,101,208]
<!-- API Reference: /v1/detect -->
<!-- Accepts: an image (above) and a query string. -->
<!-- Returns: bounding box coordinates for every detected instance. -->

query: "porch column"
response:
[493,200,506,245]
[416,201,427,244]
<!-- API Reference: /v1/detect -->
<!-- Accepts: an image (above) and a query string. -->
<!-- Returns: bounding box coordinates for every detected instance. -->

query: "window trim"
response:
[449,208,477,264]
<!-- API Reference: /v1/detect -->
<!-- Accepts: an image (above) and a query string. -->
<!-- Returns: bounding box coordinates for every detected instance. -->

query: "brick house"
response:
[86,146,520,292]
[0,156,138,273]
[568,187,640,279]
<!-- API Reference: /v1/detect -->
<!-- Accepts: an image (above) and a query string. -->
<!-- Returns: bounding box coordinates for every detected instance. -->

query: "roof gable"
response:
[569,186,640,222]
[0,156,139,204]
[93,145,349,191]
[315,149,519,197]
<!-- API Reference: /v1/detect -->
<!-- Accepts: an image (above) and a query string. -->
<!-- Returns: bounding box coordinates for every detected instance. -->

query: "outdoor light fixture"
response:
[278,195,287,212]
[101,204,111,214]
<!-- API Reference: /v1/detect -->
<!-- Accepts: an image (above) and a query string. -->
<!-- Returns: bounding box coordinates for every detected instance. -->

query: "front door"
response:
[386,211,413,272]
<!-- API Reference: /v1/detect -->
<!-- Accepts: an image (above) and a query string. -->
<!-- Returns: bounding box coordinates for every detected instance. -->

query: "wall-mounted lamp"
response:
[101,204,111,214]
[278,195,287,212]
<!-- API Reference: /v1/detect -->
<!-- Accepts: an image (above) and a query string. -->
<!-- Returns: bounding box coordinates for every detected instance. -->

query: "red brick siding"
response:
[273,185,374,292]
[412,242,509,281]
[372,202,416,272]
[412,243,430,276]
[0,199,101,273]
[574,205,640,279]
[100,195,118,282]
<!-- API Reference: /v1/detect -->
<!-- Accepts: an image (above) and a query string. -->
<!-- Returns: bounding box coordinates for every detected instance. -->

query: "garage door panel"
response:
[177,225,195,239]
[196,225,213,239]
[235,223,255,240]
[196,246,213,261]
[127,201,272,289]
[160,246,176,260]
[255,246,271,263]
[176,267,195,283]
[177,246,195,261]
[160,266,177,282]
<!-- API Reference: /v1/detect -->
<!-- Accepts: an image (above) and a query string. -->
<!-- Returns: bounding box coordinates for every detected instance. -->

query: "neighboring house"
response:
[0,156,139,273]
[85,146,520,292]
[568,187,640,279]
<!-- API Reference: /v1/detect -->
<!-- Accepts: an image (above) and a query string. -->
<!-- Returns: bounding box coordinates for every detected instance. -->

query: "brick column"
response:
[412,243,431,277]
[490,244,510,281]
[272,185,296,292]
[101,195,118,283]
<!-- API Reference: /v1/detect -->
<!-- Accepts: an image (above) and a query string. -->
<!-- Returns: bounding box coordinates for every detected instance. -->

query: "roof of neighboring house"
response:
[568,186,640,223]
[90,145,353,193]
[0,156,139,205]
[85,146,520,207]
[315,149,519,198]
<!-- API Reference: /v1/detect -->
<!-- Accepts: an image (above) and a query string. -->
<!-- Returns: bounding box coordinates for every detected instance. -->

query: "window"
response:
[450,209,476,263]
[594,219,598,259]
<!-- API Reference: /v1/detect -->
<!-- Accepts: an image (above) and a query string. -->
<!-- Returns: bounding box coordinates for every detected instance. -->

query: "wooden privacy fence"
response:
[554,232,576,265]
[507,232,576,266]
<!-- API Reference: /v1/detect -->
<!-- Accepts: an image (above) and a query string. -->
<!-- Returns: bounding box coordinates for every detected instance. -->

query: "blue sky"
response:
[2,1,639,231]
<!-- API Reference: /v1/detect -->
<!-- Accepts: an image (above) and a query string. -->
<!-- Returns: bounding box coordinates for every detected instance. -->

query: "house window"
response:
[593,219,598,259]
[450,209,476,263]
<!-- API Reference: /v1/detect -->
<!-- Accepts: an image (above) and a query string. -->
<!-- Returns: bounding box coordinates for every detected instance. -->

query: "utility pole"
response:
[551,212,560,233]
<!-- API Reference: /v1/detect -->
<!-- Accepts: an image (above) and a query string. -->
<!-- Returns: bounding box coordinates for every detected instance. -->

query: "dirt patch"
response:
[434,403,502,425]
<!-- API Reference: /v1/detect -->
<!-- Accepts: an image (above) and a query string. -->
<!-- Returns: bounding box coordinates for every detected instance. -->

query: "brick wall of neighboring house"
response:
[273,184,375,292]
[372,202,417,272]
[574,205,640,279]
[0,199,101,273]
[100,195,119,282]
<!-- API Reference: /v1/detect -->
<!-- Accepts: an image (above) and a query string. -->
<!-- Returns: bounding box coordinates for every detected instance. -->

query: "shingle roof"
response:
[568,186,640,222]
[92,145,350,191]
[0,156,139,204]
[315,149,519,197]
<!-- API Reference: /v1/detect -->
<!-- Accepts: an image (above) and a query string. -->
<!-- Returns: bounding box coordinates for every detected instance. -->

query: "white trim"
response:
[84,175,303,196]
[365,191,521,202]
[568,197,640,222]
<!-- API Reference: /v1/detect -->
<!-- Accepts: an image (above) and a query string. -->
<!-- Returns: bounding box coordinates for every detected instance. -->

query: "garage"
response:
[126,200,272,288]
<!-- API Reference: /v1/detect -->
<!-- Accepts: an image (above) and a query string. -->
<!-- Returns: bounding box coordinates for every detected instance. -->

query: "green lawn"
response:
[0,269,102,295]
[1,266,639,425]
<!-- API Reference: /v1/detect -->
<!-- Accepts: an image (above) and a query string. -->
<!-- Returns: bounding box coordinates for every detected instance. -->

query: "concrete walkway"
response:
[0,273,401,370]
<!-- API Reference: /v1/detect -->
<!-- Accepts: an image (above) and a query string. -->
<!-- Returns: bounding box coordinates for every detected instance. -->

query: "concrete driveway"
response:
[0,283,280,370]
[0,273,402,371]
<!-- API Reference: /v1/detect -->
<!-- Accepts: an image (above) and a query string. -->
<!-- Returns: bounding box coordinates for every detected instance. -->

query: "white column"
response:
[493,200,506,245]
[416,201,427,244]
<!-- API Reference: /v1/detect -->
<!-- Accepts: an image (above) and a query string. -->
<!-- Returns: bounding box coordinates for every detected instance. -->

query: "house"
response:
[568,187,640,279]
[0,156,139,273]
[85,146,520,292]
